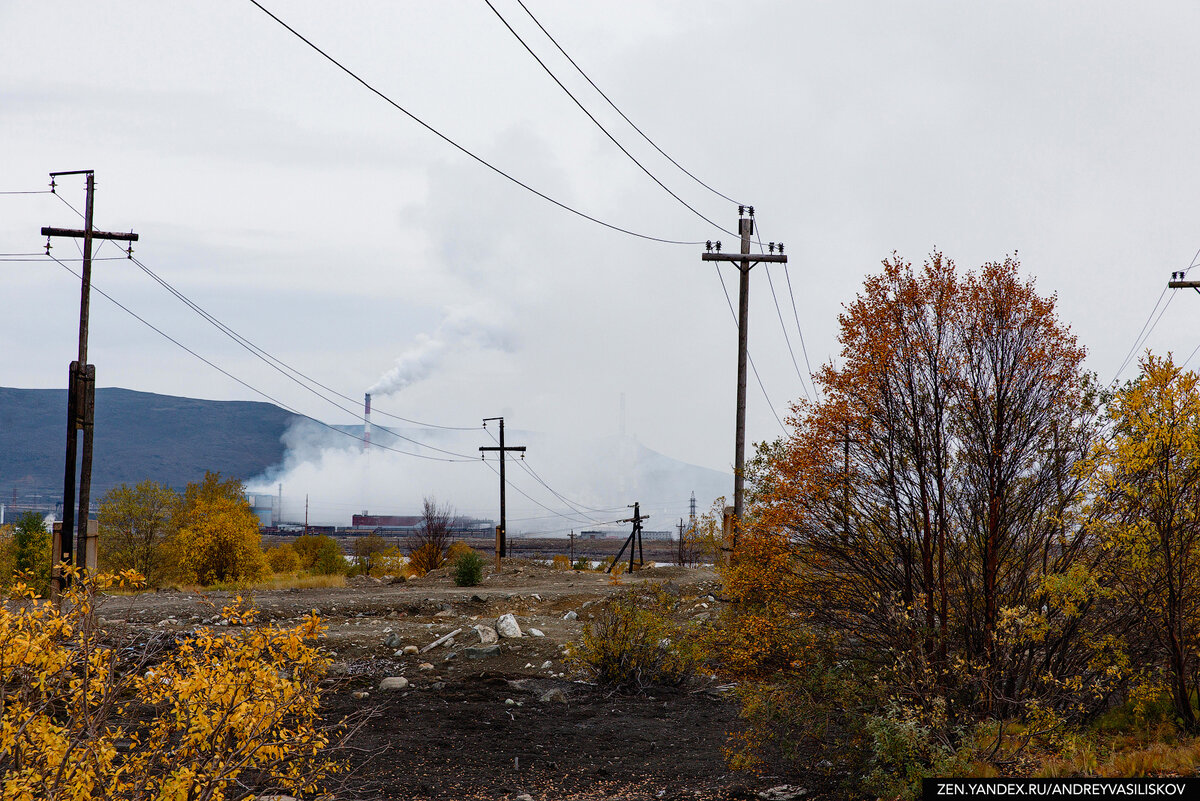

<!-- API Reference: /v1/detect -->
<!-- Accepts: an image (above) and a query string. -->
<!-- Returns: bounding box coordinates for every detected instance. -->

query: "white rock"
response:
[403,645,419,655]
[540,660,552,670]
[379,676,409,690]
[418,662,434,671]
[562,611,578,620]
[529,628,545,637]
[474,625,499,644]
[496,613,523,638]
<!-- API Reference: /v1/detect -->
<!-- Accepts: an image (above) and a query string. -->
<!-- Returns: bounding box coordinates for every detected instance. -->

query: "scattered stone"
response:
[516,794,535,801]
[403,645,419,655]
[444,651,458,662]
[434,609,454,618]
[757,785,811,801]
[496,613,523,638]
[531,593,541,601]
[393,649,406,657]
[328,662,350,677]
[384,633,403,650]
[562,610,578,620]
[352,691,369,700]
[539,688,567,704]
[470,594,485,603]
[442,637,455,648]
[540,660,553,670]
[505,698,516,706]
[466,645,500,659]
[529,628,545,637]
[418,662,435,671]
[474,625,499,644]
[379,676,409,691]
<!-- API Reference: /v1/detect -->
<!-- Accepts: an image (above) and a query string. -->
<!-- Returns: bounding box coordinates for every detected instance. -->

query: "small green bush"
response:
[312,539,349,576]
[452,549,485,587]
[567,584,697,692]
[572,557,591,571]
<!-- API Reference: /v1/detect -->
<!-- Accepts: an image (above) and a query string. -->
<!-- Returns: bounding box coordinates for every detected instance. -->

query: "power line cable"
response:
[247,0,706,247]
[782,262,817,388]
[713,264,788,433]
[123,256,477,459]
[481,0,734,237]
[1108,291,1176,388]
[128,254,479,433]
[1112,249,1200,384]
[485,427,620,518]
[512,0,743,207]
[753,221,811,402]
[479,458,600,526]
[45,254,477,464]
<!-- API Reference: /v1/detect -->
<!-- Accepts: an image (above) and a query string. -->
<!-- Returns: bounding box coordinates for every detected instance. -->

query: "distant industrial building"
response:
[351,513,495,537]
[579,529,675,541]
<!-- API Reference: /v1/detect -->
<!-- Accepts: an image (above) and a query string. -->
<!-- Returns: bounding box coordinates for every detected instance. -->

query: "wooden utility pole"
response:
[42,170,138,600]
[701,207,786,543]
[607,502,647,573]
[479,417,525,559]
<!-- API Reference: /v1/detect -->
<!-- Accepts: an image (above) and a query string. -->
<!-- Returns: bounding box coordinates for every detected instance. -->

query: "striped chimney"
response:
[364,393,372,452]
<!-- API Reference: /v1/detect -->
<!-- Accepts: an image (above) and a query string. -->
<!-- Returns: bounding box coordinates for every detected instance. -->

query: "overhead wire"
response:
[1112,249,1200,382]
[512,0,742,207]
[783,262,817,388]
[247,0,707,246]
[484,427,620,520]
[754,220,811,402]
[127,253,480,436]
[481,0,735,237]
[44,251,477,464]
[712,264,788,433]
[479,458,600,526]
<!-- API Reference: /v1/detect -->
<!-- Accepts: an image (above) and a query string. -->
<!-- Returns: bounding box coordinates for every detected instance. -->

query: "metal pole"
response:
[733,216,752,529]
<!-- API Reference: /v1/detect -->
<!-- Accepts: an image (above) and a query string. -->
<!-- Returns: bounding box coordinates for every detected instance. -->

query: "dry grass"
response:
[172,572,348,593]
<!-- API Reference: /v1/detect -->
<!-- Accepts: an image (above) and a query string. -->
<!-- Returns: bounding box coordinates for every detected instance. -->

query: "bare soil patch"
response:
[94,561,800,799]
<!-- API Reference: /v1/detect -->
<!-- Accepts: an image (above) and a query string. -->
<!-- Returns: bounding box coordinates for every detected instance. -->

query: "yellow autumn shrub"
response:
[0,567,342,800]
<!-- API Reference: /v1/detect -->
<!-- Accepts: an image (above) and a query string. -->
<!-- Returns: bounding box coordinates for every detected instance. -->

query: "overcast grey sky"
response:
[4,2,1200,522]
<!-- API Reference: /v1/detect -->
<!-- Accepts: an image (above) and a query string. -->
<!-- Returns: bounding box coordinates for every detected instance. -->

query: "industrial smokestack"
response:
[364,393,372,452]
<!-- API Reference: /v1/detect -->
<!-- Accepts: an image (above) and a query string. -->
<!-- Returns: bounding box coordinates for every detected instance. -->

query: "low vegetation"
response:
[0,567,346,800]
[568,584,702,692]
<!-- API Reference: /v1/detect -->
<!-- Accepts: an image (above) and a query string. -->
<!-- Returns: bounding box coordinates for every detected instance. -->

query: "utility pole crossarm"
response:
[480,417,526,559]
[41,226,139,242]
[701,252,787,264]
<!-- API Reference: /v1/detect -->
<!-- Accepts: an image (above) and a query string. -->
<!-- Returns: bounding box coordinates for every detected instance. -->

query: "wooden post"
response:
[42,170,138,600]
[701,211,787,545]
[480,417,525,559]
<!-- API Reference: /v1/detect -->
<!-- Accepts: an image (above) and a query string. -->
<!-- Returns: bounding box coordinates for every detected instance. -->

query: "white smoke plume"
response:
[369,305,514,396]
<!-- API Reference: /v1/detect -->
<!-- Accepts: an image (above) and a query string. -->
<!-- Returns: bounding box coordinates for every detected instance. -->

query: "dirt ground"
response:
[94,561,805,800]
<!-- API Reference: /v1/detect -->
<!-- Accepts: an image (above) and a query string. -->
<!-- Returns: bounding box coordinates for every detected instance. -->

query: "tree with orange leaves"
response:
[740,252,1108,720]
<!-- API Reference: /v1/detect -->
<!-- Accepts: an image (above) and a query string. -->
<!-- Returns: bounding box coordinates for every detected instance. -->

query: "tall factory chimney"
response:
[364,393,372,452]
